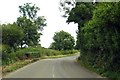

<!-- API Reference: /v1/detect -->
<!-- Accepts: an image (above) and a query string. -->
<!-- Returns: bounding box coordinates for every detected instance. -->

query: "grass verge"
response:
[77,59,120,80]
[41,52,78,59]
[2,58,39,77]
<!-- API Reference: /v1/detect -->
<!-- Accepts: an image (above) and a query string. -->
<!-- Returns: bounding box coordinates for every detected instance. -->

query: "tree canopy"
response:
[50,30,75,50]
[2,2,47,52]
[2,24,24,49]
[16,3,46,47]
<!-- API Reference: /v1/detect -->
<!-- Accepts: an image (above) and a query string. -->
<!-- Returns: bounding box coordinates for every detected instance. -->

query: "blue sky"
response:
[0,0,78,48]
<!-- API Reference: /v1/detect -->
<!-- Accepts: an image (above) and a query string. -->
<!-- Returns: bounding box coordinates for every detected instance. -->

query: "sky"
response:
[0,0,78,48]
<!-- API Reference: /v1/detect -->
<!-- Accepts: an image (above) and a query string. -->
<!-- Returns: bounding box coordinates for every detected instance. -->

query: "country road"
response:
[4,54,102,78]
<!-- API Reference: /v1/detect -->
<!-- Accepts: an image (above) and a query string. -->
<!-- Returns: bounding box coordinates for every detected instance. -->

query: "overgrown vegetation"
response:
[1,3,46,65]
[60,1,120,79]
[2,46,78,76]
[2,46,78,66]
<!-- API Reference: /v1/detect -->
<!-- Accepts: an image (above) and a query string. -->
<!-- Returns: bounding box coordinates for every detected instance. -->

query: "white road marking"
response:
[52,64,55,78]
[53,74,55,78]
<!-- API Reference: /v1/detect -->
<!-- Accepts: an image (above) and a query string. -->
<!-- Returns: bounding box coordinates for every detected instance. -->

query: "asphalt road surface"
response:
[4,53,102,78]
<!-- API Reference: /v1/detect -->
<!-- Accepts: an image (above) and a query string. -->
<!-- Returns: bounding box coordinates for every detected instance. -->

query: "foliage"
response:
[62,1,120,79]
[16,17,41,47]
[1,3,47,67]
[2,24,24,50]
[19,3,40,20]
[60,50,79,55]
[50,30,75,50]
[2,46,77,66]
[67,2,94,24]
[1,2,46,52]
[16,3,46,47]
[67,2,95,50]
[18,3,46,30]
[80,2,120,72]
[59,0,76,17]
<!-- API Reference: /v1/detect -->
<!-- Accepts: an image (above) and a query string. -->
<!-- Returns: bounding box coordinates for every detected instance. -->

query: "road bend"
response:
[4,53,102,78]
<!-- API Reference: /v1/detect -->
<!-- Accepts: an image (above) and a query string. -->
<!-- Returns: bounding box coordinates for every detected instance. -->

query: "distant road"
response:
[4,53,101,78]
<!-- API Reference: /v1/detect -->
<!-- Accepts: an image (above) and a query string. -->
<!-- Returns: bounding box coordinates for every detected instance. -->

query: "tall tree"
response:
[51,30,75,50]
[67,2,95,50]
[16,3,46,47]
[59,1,95,49]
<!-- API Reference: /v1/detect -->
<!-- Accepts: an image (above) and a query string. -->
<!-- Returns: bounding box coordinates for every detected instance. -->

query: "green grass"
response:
[3,60,32,76]
[2,58,40,76]
[41,52,78,59]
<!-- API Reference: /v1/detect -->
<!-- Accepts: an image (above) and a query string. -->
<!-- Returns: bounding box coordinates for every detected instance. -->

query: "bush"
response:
[2,44,11,54]
[2,46,78,66]
[61,50,79,55]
